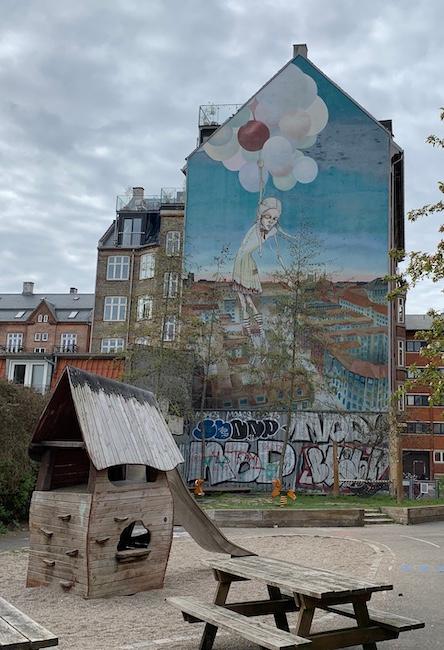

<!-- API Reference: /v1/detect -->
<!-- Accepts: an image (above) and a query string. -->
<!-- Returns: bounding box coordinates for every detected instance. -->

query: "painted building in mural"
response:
[184,44,404,415]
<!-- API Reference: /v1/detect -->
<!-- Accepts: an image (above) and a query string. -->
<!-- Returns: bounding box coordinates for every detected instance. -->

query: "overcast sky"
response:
[0,0,442,313]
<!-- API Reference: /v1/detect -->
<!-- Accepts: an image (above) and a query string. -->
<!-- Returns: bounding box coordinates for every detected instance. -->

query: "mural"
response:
[185,55,391,412]
[175,411,389,492]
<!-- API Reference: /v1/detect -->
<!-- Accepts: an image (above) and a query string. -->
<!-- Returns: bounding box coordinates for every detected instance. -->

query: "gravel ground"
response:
[0,531,380,649]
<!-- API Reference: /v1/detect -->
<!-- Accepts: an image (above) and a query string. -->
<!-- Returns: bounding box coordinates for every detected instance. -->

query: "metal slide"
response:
[167,469,255,557]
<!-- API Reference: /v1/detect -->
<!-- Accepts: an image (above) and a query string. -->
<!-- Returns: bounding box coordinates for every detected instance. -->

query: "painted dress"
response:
[232,223,277,294]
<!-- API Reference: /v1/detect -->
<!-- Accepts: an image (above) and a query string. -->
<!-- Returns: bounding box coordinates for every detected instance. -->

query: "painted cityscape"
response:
[185,55,391,412]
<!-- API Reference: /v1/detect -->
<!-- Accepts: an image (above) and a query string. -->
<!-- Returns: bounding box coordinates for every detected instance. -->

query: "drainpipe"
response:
[126,250,135,347]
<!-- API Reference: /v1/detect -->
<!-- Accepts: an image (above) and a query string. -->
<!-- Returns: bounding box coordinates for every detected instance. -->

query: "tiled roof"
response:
[405,314,433,330]
[0,293,94,322]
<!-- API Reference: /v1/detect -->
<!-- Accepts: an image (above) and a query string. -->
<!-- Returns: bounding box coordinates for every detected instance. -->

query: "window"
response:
[407,422,431,434]
[43,315,48,323]
[121,217,142,246]
[433,423,444,434]
[163,272,179,298]
[163,316,176,341]
[407,367,423,379]
[34,347,46,353]
[42,333,48,342]
[406,394,429,407]
[68,311,79,319]
[406,340,426,352]
[139,253,155,279]
[34,333,41,341]
[134,336,150,346]
[107,255,130,280]
[434,451,444,463]
[397,339,405,367]
[239,398,249,407]
[8,361,51,393]
[60,333,77,352]
[6,333,23,352]
[101,338,125,353]
[137,296,153,320]
[165,231,181,256]
[15,311,25,318]
[104,296,127,321]
[255,395,266,403]
[397,296,405,324]
[37,314,43,323]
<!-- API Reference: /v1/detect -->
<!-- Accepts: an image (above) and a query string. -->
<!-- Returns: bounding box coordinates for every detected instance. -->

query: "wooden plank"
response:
[208,557,392,600]
[0,618,30,649]
[31,441,85,448]
[168,597,311,649]
[0,598,58,649]
[325,603,425,632]
[307,625,393,649]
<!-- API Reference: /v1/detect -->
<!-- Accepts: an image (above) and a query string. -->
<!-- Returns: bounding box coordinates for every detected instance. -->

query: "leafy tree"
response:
[0,380,46,530]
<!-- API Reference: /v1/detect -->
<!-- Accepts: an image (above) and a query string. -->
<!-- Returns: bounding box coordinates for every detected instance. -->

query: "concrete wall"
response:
[382,505,444,525]
[175,409,389,491]
[205,508,364,527]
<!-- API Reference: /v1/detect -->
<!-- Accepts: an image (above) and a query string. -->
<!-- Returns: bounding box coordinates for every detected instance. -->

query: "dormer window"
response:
[68,311,79,319]
[119,217,142,246]
[15,311,25,318]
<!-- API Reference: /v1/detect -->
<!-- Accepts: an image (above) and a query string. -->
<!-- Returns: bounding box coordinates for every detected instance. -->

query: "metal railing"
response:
[54,345,79,354]
[0,345,24,353]
[199,103,242,127]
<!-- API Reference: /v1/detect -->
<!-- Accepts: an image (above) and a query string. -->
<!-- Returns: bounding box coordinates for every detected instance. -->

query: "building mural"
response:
[185,53,393,412]
[175,411,389,491]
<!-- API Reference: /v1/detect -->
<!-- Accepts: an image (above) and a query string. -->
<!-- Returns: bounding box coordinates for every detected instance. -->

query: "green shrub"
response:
[0,380,47,529]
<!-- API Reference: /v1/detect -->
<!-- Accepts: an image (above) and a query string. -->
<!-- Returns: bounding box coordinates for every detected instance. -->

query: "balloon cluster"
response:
[203,64,328,193]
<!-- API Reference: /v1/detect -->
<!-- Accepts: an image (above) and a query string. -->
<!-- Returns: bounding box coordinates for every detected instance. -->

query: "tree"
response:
[0,380,47,529]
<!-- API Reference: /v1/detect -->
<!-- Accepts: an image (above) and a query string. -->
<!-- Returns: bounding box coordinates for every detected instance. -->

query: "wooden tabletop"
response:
[0,597,58,649]
[208,556,393,600]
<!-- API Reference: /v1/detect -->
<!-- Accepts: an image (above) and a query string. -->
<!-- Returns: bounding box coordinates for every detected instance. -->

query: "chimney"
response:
[293,43,308,58]
[22,281,34,296]
[70,287,78,294]
[132,187,144,200]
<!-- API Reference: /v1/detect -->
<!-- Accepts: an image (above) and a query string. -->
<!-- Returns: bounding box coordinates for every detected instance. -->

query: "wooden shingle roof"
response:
[31,366,184,471]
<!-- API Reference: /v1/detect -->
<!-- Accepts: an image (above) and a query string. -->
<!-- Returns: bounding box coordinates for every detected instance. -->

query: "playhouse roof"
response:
[30,366,184,471]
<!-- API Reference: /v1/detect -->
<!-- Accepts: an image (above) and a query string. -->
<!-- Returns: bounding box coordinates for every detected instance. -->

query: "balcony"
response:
[0,345,24,354]
[116,194,161,212]
[54,345,79,354]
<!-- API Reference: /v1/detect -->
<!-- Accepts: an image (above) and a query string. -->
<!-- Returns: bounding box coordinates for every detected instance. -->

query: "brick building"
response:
[402,314,444,479]
[90,187,185,353]
[0,282,93,391]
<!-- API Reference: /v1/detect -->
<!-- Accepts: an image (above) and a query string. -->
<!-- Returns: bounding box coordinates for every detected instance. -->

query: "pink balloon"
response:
[223,150,246,171]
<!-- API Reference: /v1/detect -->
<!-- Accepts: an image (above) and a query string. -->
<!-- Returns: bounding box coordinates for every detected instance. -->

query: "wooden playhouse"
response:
[26,366,184,598]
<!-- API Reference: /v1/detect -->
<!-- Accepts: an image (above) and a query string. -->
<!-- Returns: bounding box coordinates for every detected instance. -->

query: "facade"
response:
[0,282,93,392]
[184,44,405,414]
[90,187,185,354]
[402,314,444,479]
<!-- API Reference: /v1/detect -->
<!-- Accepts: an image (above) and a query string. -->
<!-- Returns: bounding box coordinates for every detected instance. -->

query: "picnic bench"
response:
[0,597,58,649]
[168,555,424,649]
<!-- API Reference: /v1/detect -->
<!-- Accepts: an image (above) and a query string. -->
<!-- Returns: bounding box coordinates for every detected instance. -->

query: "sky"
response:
[0,0,442,313]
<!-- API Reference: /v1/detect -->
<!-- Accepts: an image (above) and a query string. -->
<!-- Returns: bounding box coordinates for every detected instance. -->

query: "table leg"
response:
[198,580,231,650]
[295,595,316,638]
[267,586,290,632]
[353,598,377,650]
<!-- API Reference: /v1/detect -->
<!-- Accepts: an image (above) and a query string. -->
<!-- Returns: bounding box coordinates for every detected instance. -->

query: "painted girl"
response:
[233,197,289,342]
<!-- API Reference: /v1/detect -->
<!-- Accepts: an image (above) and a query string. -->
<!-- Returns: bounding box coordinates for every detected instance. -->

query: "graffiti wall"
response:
[175,411,389,492]
[185,53,394,412]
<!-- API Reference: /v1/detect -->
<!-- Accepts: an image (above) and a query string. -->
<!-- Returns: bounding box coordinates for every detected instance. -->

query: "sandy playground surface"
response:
[0,529,386,649]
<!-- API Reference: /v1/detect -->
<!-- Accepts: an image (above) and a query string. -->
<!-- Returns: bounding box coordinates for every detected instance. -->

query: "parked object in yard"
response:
[26,367,252,599]
[0,596,58,648]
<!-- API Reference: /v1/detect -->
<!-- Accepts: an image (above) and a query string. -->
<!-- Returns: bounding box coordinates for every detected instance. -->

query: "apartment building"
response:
[0,282,93,391]
[402,313,444,479]
[90,187,185,354]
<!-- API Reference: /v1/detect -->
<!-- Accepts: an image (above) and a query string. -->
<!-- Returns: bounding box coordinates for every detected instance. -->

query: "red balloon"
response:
[237,120,270,152]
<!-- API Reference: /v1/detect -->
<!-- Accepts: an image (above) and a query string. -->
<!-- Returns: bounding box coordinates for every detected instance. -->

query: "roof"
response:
[405,314,433,331]
[0,293,93,322]
[31,366,184,471]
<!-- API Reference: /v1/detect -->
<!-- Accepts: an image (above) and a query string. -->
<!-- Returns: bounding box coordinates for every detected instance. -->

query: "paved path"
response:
[1,522,441,648]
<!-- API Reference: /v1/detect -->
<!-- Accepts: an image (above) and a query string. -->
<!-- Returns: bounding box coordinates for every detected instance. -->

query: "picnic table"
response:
[0,597,58,649]
[168,555,424,649]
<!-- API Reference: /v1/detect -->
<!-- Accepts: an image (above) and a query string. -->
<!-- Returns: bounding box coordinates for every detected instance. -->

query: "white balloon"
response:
[306,96,329,135]
[241,147,261,162]
[273,173,297,191]
[255,99,282,127]
[223,150,247,171]
[279,110,311,139]
[256,64,318,115]
[211,124,233,146]
[293,156,318,183]
[230,106,252,128]
[203,136,239,162]
[262,136,294,177]
[239,162,269,192]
